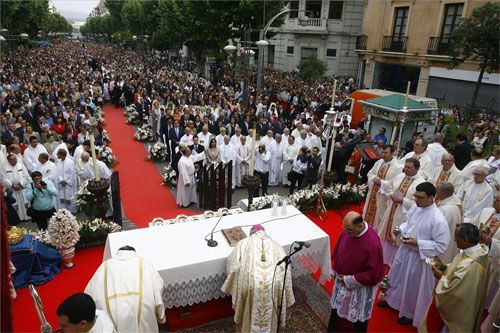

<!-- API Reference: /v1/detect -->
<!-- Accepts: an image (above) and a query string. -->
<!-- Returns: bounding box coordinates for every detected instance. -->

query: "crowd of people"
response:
[1,39,500,332]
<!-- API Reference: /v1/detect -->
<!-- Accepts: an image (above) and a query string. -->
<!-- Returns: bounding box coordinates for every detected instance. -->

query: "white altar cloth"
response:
[104,206,331,308]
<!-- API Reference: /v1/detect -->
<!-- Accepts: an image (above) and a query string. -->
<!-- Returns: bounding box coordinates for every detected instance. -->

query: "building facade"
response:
[356,0,499,110]
[267,0,364,77]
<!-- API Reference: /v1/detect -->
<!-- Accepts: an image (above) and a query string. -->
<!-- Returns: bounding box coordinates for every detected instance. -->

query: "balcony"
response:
[356,35,367,50]
[282,17,328,34]
[427,36,454,56]
[382,35,407,53]
[306,18,322,27]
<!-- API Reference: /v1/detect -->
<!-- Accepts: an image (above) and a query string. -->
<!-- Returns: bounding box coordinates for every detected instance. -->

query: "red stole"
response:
[384,177,414,242]
[436,170,451,187]
[364,162,390,225]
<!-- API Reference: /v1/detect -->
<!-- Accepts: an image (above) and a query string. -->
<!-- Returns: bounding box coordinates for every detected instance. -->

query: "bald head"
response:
[473,166,488,184]
[436,182,454,200]
[441,153,455,171]
[342,211,365,237]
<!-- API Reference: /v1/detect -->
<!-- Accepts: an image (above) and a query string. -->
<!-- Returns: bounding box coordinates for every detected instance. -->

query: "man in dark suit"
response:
[21,106,37,126]
[344,132,356,163]
[189,135,205,181]
[238,115,252,136]
[168,120,184,157]
[453,133,473,170]
[256,117,269,137]
[1,123,22,147]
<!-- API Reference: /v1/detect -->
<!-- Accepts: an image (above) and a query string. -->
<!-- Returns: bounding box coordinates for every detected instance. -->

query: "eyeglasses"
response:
[413,194,428,200]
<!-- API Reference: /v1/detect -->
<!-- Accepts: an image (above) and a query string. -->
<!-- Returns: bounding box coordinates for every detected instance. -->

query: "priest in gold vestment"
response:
[419,223,489,333]
[222,224,295,332]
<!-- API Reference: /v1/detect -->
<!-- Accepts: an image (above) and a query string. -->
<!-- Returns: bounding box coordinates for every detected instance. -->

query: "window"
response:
[329,1,343,19]
[441,3,464,38]
[326,49,337,57]
[301,47,318,60]
[392,7,409,37]
[287,46,294,54]
[289,1,299,18]
[305,1,322,18]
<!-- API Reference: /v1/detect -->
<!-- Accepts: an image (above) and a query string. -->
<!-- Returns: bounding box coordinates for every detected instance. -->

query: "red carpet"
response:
[103,105,192,228]
[10,106,415,332]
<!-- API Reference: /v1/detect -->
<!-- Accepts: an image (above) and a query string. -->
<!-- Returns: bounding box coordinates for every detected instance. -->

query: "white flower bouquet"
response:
[134,124,154,142]
[96,145,118,168]
[75,180,111,219]
[102,129,111,144]
[125,105,141,124]
[161,164,177,188]
[147,141,168,162]
[94,107,105,126]
[79,218,121,245]
[47,209,81,250]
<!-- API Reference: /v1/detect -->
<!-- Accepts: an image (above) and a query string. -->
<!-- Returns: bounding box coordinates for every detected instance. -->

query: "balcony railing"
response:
[427,36,454,55]
[306,18,322,27]
[382,35,407,53]
[356,35,367,50]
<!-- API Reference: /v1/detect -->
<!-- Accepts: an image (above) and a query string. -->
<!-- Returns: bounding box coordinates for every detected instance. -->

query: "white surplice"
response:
[282,143,298,186]
[23,144,47,174]
[83,160,112,181]
[35,160,56,182]
[426,142,447,168]
[399,151,433,180]
[430,165,463,193]
[461,159,489,182]
[4,162,30,220]
[236,144,251,187]
[221,231,294,333]
[53,158,78,213]
[385,203,450,328]
[85,250,165,333]
[377,173,425,266]
[268,140,283,186]
[436,195,463,263]
[457,180,494,223]
[219,143,237,189]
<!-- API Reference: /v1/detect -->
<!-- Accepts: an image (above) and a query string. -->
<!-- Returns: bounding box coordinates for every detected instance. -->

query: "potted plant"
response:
[47,209,81,269]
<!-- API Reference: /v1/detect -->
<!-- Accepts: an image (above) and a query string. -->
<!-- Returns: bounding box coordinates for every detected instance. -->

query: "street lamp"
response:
[0,35,5,43]
[255,39,269,93]
[19,33,29,39]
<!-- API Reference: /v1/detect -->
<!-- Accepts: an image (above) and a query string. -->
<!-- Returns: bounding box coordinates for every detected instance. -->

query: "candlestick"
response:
[249,128,257,175]
[331,79,338,108]
[404,81,411,108]
[326,112,338,172]
[89,132,101,182]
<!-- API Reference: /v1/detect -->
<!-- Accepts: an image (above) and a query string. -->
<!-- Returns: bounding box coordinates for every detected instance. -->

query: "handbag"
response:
[26,184,35,218]
[345,165,356,174]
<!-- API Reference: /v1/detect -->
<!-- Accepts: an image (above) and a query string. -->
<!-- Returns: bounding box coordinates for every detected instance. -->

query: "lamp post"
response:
[255,39,269,94]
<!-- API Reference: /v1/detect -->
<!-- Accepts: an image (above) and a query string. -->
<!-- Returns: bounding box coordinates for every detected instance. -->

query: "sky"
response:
[52,0,100,17]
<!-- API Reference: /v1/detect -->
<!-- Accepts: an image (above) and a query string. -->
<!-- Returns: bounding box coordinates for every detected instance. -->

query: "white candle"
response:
[326,116,337,172]
[249,128,257,176]
[89,133,101,182]
[404,81,411,108]
[331,79,337,108]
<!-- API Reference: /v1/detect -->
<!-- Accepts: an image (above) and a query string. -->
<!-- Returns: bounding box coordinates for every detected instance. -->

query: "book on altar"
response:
[222,227,247,246]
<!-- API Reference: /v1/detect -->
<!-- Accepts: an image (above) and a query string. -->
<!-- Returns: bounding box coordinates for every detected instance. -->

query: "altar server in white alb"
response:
[176,146,204,208]
[363,144,401,230]
[219,135,236,190]
[222,224,294,333]
[282,135,299,186]
[435,182,463,263]
[430,153,463,193]
[379,182,450,328]
[236,135,250,187]
[3,154,30,220]
[269,134,283,186]
[457,166,494,222]
[377,158,425,266]
[53,149,78,213]
[23,136,47,174]
[85,246,165,333]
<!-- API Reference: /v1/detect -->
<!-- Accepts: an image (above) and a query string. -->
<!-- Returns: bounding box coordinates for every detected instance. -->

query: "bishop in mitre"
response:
[222,224,295,332]
[85,245,166,333]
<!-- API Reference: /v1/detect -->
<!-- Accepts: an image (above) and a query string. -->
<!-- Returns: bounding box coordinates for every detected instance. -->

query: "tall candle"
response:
[249,128,257,175]
[331,79,338,108]
[89,132,101,181]
[326,116,337,172]
[404,81,411,108]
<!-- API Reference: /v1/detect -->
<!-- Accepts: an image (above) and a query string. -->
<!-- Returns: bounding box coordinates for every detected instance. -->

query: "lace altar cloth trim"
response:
[162,249,330,308]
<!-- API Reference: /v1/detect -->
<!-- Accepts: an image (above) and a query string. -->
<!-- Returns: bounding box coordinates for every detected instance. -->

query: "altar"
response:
[104,206,331,308]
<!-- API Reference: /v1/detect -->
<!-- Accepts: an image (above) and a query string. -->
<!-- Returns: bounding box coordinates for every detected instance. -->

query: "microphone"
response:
[295,241,311,248]
[206,214,223,247]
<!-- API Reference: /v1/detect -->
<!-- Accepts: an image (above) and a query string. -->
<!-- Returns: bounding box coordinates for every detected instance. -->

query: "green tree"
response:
[448,2,500,111]
[298,57,328,82]
[121,0,146,35]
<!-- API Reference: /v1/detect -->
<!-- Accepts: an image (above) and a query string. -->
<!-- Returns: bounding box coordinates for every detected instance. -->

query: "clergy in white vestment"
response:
[198,126,212,149]
[221,225,294,333]
[176,147,204,207]
[269,134,283,186]
[85,246,165,333]
[219,136,236,190]
[230,127,243,148]
[216,127,227,147]
[430,153,463,193]
[236,136,250,187]
[480,238,500,333]
[435,182,463,263]
[3,154,30,220]
[295,130,311,150]
[73,140,91,169]
[363,145,401,230]
[457,166,494,223]
[9,144,24,166]
[471,193,500,310]
[328,212,384,331]
[309,129,322,152]
[179,127,194,147]
[23,136,48,174]
[426,133,447,168]
[52,141,73,161]
[282,136,299,186]
[53,149,78,213]
[377,158,425,266]
[76,152,91,182]
[399,139,433,180]
[460,148,489,182]
[83,159,112,181]
[56,293,117,333]
[291,123,303,139]
[379,182,450,328]
[281,128,290,148]
[35,153,56,182]
[260,130,275,149]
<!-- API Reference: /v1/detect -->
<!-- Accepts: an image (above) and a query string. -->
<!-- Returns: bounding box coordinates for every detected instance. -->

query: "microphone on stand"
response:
[295,241,311,249]
[206,214,224,247]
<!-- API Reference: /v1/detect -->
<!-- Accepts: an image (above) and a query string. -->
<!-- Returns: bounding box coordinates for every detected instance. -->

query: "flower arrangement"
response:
[161,164,177,188]
[30,229,52,244]
[147,141,168,162]
[96,145,118,168]
[75,180,111,219]
[94,107,105,126]
[78,218,121,245]
[102,129,111,144]
[46,209,81,250]
[134,124,154,142]
[125,105,141,124]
